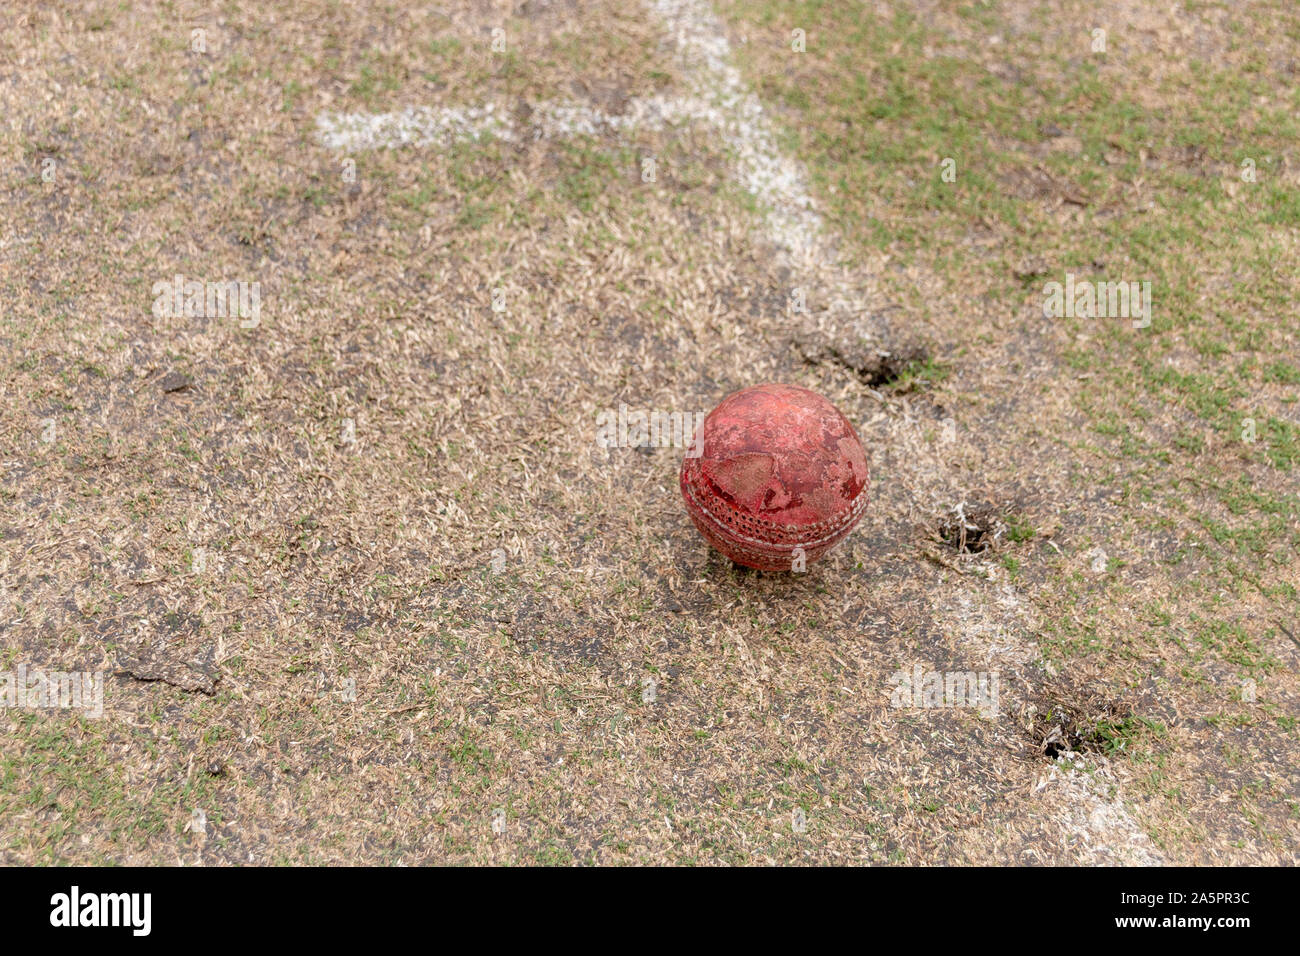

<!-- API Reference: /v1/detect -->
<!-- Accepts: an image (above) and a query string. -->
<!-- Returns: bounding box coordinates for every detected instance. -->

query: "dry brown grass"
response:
[0,0,1295,864]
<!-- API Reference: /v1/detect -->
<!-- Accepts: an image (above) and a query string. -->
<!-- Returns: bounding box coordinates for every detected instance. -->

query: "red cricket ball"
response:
[680,383,869,571]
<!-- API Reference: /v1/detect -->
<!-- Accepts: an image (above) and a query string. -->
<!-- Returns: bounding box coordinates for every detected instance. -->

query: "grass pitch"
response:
[1,0,1296,864]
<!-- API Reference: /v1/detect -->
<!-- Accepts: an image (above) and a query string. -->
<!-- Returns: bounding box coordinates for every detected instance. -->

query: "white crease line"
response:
[1039,756,1165,866]
[315,4,825,259]
[648,0,824,261]
[315,102,513,151]
[317,96,726,148]
[952,578,1163,863]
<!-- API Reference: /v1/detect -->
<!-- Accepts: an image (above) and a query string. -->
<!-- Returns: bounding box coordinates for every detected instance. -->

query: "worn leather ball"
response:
[680,384,869,571]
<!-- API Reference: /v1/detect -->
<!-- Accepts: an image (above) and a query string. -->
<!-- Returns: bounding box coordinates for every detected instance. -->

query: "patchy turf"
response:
[1,0,1296,865]
[719,0,1300,860]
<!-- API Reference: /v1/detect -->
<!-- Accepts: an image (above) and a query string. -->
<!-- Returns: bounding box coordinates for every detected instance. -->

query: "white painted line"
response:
[317,96,687,149]
[1040,757,1165,866]
[316,102,512,151]
[648,0,824,261]
[316,0,825,259]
